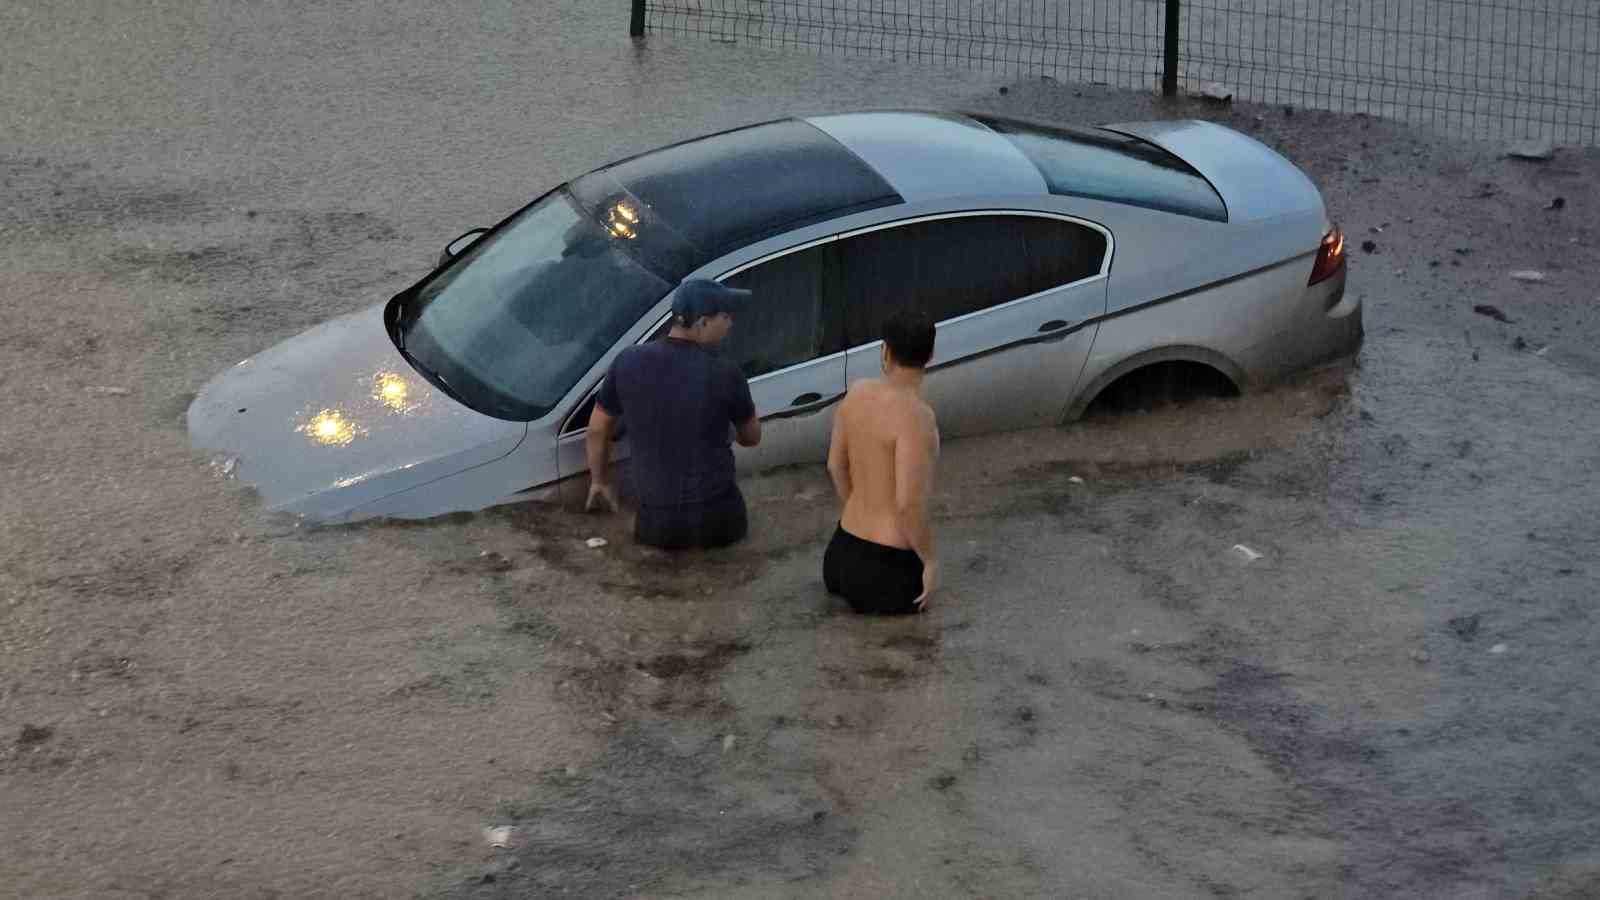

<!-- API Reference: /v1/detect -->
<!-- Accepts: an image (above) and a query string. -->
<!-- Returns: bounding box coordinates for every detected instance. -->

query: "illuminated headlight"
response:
[298,409,363,446]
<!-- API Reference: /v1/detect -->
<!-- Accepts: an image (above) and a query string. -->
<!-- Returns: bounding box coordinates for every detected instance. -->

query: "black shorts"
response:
[823,524,925,616]
[635,487,749,551]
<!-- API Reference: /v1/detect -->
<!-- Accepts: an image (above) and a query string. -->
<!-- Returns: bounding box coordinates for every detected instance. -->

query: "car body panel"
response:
[1066,259,1357,421]
[187,304,527,520]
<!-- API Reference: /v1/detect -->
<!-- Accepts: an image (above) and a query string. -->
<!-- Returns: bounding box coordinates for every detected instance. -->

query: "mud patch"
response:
[1020,450,1255,488]
[106,244,257,283]
[34,548,194,603]
[637,640,751,680]
[463,723,855,899]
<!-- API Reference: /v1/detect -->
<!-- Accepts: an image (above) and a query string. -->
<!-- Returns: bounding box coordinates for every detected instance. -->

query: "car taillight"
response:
[1309,226,1346,285]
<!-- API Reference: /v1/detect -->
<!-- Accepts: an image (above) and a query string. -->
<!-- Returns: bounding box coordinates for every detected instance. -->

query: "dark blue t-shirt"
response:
[595,338,756,508]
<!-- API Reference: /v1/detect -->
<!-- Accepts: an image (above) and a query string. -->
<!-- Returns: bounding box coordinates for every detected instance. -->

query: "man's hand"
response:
[585,480,619,514]
[914,559,940,611]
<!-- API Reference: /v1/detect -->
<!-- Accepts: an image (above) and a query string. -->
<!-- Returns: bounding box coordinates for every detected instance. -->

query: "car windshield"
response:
[398,189,670,421]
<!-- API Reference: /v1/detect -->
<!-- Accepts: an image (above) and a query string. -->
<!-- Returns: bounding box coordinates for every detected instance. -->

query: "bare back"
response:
[830,379,939,549]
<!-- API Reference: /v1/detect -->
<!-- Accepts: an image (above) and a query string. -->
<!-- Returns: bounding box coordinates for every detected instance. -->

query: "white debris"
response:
[83,386,130,396]
[1508,138,1555,160]
[1232,544,1265,562]
[1068,476,1085,485]
[584,537,608,549]
[1509,270,1548,283]
[1536,345,1553,357]
[1198,82,1234,102]
[1489,643,1509,655]
[722,734,737,753]
[483,826,516,849]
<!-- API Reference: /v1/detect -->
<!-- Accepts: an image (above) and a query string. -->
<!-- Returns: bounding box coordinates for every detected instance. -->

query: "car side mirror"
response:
[438,227,488,268]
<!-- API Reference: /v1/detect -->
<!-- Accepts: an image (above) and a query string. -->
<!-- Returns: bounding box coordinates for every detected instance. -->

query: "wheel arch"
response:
[1064,345,1248,422]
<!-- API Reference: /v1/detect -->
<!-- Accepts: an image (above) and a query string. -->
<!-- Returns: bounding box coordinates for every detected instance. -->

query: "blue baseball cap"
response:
[671,278,751,322]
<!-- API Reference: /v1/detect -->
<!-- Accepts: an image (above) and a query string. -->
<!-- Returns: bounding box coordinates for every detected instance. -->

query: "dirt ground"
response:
[4,3,1600,898]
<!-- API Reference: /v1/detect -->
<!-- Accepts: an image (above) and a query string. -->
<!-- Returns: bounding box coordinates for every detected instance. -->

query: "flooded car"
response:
[188,110,1358,523]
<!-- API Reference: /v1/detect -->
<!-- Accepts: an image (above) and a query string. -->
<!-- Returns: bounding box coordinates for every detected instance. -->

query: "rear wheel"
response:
[1084,361,1238,418]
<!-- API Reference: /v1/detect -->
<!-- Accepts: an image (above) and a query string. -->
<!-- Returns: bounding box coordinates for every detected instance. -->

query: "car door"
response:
[718,238,847,473]
[551,237,846,497]
[835,212,1110,437]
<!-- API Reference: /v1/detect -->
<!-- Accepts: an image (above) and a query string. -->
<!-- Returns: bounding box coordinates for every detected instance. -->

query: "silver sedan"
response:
[188,110,1358,523]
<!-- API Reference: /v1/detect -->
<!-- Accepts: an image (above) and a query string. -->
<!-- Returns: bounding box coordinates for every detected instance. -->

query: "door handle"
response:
[1038,319,1069,333]
[765,390,845,421]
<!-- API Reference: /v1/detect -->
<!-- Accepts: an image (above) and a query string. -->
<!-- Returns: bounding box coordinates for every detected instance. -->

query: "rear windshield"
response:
[398,189,669,422]
[971,115,1228,222]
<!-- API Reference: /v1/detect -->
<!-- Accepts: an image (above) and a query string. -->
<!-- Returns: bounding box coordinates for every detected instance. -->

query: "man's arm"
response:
[894,407,940,608]
[585,401,619,512]
[729,367,761,447]
[826,394,852,505]
[734,415,761,447]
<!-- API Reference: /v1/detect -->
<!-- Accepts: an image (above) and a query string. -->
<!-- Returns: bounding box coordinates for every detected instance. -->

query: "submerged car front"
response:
[188,184,674,522]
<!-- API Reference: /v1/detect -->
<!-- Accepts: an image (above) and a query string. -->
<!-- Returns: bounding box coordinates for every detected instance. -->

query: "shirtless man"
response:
[823,311,940,614]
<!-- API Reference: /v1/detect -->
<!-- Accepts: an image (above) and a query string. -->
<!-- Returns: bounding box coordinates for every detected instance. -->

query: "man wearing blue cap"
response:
[585,278,762,549]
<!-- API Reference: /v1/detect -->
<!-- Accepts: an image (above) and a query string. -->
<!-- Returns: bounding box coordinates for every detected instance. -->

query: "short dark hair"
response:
[882,310,935,368]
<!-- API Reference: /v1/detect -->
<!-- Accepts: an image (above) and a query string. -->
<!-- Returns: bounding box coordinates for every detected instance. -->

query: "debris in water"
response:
[1232,544,1264,562]
[585,537,608,549]
[1489,643,1509,655]
[18,724,54,746]
[722,734,737,753]
[1509,270,1547,283]
[1546,197,1566,210]
[1448,613,1481,641]
[483,826,516,849]
[1536,345,1553,357]
[1507,138,1555,160]
[1361,240,1378,254]
[83,385,130,396]
[1067,476,1085,485]
[1198,82,1234,102]
[1473,304,1512,324]
[1410,649,1431,665]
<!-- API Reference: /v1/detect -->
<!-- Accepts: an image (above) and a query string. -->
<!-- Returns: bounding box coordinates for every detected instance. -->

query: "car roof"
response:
[804,111,1051,202]
[569,118,905,280]
[569,111,1231,281]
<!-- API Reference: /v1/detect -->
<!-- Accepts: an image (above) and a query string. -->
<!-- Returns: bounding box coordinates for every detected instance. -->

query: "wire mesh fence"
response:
[638,0,1600,145]
[1176,0,1599,145]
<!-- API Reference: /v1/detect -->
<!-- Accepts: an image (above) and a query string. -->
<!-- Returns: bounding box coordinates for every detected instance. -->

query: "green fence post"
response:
[1163,0,1180,96]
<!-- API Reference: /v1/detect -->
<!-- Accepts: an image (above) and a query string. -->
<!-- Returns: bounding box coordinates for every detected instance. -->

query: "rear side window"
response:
[834,215,1105,346]
[972,115,1228,222]
[721,243,839,378]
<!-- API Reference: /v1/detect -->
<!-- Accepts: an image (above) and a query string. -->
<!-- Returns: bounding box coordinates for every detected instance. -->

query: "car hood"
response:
[1104,120,1323,224]
[187,302,527,520]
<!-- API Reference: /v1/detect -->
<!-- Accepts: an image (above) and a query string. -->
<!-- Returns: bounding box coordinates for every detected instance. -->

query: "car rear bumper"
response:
[1242,266,1362,385]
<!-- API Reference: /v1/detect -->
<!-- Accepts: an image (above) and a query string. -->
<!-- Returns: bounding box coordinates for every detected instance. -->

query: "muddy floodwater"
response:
[4,2,1600,897]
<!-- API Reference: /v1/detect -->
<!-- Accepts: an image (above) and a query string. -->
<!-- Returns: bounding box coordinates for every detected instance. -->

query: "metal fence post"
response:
[630,0,645,37]
[1162,0,1180,96]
